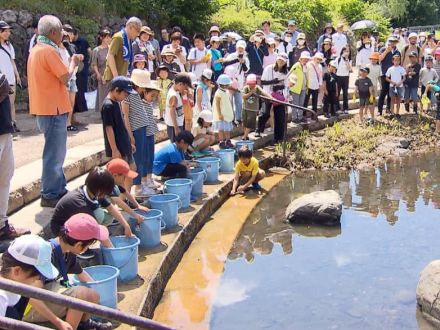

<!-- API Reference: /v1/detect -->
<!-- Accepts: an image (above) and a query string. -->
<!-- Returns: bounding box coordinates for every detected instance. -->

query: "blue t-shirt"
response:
[153,143,185,175]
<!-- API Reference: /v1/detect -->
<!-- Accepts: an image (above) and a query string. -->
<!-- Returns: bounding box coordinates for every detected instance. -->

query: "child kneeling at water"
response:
[191,110,215,157]
[0,235,59,320]
[230,147,265,195]
[50,167,136,244]
[153,131,195,179]
[23,214,113,330]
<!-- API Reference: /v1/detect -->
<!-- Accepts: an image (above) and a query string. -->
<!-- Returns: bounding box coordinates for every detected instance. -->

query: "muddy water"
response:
[210,152,440,330]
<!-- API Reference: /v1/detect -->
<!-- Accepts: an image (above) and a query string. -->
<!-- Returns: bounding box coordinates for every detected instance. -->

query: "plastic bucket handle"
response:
[109,245,137,270]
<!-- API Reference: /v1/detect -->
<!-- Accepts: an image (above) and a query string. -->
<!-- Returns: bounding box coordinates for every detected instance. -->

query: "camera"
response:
[238,54,244,59]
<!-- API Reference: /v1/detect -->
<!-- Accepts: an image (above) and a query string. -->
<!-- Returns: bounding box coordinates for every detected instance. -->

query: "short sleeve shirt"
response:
[323,72,338,92]
[405,63,421,88]
[385,66,406,84]
[235,157,259,176]
[122,92,149,131]
[0,290,20,317]
[51,186,110,235]
[355,77,373,98]
[0,42,16,85]
[101,97,132,158]
[27,44,70,115]
[103,32,129,81]
[243,85,264,111]
[153,143,185,175]
[188,47,209,79]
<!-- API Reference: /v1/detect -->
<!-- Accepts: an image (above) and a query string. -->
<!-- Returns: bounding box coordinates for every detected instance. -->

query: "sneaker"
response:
[146,179,160,189]
[0,224,31,240]
[254,132,261,138]
[12,122,20,133]
[343,110,348,114]
[40,197,60,208]
[142,186,157,197]
[405,104,410,113]
[159,117,164,121]
[78,318,113,330]
[226,140,235,148]
[219,141,227,149]
[266,128,273,132]
[252,183,262,190]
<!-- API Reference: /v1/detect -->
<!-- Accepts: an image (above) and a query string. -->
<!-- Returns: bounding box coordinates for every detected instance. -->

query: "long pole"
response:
[0,278,173,330]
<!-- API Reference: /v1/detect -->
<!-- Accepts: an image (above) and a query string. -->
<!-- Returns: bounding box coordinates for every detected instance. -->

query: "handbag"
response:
[271,90,286,107]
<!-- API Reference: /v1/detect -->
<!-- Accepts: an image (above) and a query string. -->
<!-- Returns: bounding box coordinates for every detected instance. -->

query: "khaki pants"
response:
[22,281,78,323]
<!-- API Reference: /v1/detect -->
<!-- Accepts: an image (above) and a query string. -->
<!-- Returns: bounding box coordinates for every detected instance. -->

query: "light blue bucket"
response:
[128,209,165,249]
[196,157,220,184]
[217,149,235,173]
[72,265,119,309]
[148,194,182,229]
[188,167,207,196]
[236,140,254,153]
[164,178,192,209]
[101,236,140,282]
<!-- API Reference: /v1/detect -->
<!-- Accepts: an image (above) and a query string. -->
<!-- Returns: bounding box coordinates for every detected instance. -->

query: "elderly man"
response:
[332,23,348,56]
[287,20,300,45]
[103,17,142,82]
[28,15,80,208]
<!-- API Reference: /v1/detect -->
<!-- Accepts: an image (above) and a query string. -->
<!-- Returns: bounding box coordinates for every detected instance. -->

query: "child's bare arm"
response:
[106,204,133,236]
[230,172,240,195]
[105,126,120,159]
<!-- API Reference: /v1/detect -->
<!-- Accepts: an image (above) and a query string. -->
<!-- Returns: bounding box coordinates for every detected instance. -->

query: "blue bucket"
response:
[196,157,220,183]
[217,149,235,173]
[128,209,165,249]
[72,265,119,309]
[148,194,182,229]
[236,140,254,153]
[164,178,192,209]
[188,167,207,196]
[101,236,140,282]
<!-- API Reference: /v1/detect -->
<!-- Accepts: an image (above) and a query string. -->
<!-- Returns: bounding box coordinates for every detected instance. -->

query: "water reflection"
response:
[229,151,440,262]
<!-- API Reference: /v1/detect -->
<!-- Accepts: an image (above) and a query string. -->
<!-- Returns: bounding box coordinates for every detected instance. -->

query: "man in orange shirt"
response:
[28,15,81,208]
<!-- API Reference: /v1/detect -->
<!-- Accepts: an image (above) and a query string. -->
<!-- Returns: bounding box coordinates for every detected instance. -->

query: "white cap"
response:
[236,40,246,49]
[8,234,59,280]
[313,52,324,60]
[408,32,418,39]
[297,33,306,40]
[198,110,213,123]
[188,72,197,85]
[299,51,311,60]
[201,68,213,80]
[266,38,276,45]
[276,52,288,62]
[210,36,220,43]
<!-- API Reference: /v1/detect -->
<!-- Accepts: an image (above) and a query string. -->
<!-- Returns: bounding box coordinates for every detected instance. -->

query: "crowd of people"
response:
[2,13,440,330]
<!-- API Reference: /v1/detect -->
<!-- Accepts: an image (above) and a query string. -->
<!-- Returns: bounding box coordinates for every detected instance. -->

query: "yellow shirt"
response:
[235,157,259,176]
[103,32,129,81]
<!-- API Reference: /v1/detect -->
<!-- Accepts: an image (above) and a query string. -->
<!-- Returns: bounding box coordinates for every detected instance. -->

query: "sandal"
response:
[67,125,78,131]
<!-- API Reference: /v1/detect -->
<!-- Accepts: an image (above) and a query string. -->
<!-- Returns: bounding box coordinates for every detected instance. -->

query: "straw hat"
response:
[161,49,177,57]
[131,69,152,88]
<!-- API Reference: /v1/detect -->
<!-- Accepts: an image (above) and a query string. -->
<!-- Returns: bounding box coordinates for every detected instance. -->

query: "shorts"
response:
[213,120,233,132]
[404,86,419,101]
[389,86,403,98]
[22,281,78,323]
[242,109,258,130]
[193,136,207,148]
[238,170,265,185]
[67,78,78,93]
[359,98,372,107]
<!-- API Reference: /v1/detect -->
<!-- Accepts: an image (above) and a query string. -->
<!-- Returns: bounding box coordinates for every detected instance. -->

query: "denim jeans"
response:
[232,90,243,122]
[0,134,14,228]
[133,128,155,185]
[36,114,68,200]
[291,90,306,120]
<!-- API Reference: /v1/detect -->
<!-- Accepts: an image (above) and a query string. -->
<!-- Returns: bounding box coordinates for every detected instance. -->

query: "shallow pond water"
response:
[210,151,440,330]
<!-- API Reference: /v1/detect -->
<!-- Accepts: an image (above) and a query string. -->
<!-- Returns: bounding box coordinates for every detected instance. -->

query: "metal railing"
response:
[0,278,174,330]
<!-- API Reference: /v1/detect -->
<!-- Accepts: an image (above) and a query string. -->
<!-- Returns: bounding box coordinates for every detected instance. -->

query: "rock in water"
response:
[285,190,342,224]
[416,260,440,327]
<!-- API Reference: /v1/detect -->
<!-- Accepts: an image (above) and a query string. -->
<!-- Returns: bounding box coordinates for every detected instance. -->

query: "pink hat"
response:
[64,213,109,241]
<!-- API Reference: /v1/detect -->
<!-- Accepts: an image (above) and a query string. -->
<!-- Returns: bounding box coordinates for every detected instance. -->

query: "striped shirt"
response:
[122,93,148,132]
[143,100,159,136]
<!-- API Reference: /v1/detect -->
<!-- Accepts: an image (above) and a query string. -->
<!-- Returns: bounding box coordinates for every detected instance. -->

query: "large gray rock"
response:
[18,10,33,27]
[2,10,17,23]
[416,260,440,327]
[285,190,342,224]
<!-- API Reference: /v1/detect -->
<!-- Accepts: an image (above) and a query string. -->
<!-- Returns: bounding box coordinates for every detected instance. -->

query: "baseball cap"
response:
[425,55,434,61]
[297,33,306,40]
[328,60,337,68]
[0,21,12,30]
[64,213,109,241]
[359,67,370,73]
[288,20,297,26]
[246,74,257,84]
[276,52,288,62]
[133,54,147,63]
[409,51,418,57]
[201,68,213,80]
[210,36,220,43]
[199,110,213,123]
[175,131,194,146]
[369,52,380,60]
[8,234,59,280]
[266,38,276,45]
[209,26,220,34]
[408,32,418,39]
[107,158,138,179]
[111,76,135,94]
[388,36,399,42]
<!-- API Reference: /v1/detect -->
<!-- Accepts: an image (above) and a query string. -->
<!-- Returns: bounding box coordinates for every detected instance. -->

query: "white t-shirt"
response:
[165,87,184,127]
[335,57,352,77]
[332,33,348,57]
[0,42,16,85]
[261,64,287,94]
[188,47,208,80]
[385,65,406,85]
[163,44,187,73]
[0,289,21,317]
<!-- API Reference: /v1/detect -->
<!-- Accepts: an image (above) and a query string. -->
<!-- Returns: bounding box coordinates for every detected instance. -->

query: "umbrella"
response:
[220,31,243,41]
[350,20,376,31]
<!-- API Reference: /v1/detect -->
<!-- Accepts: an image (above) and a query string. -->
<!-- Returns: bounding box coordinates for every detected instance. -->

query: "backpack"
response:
[402,45,421,60]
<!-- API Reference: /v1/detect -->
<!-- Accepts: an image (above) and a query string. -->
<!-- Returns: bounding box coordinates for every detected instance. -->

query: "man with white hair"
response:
[103,16,142,81]
[27,15,81,208]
